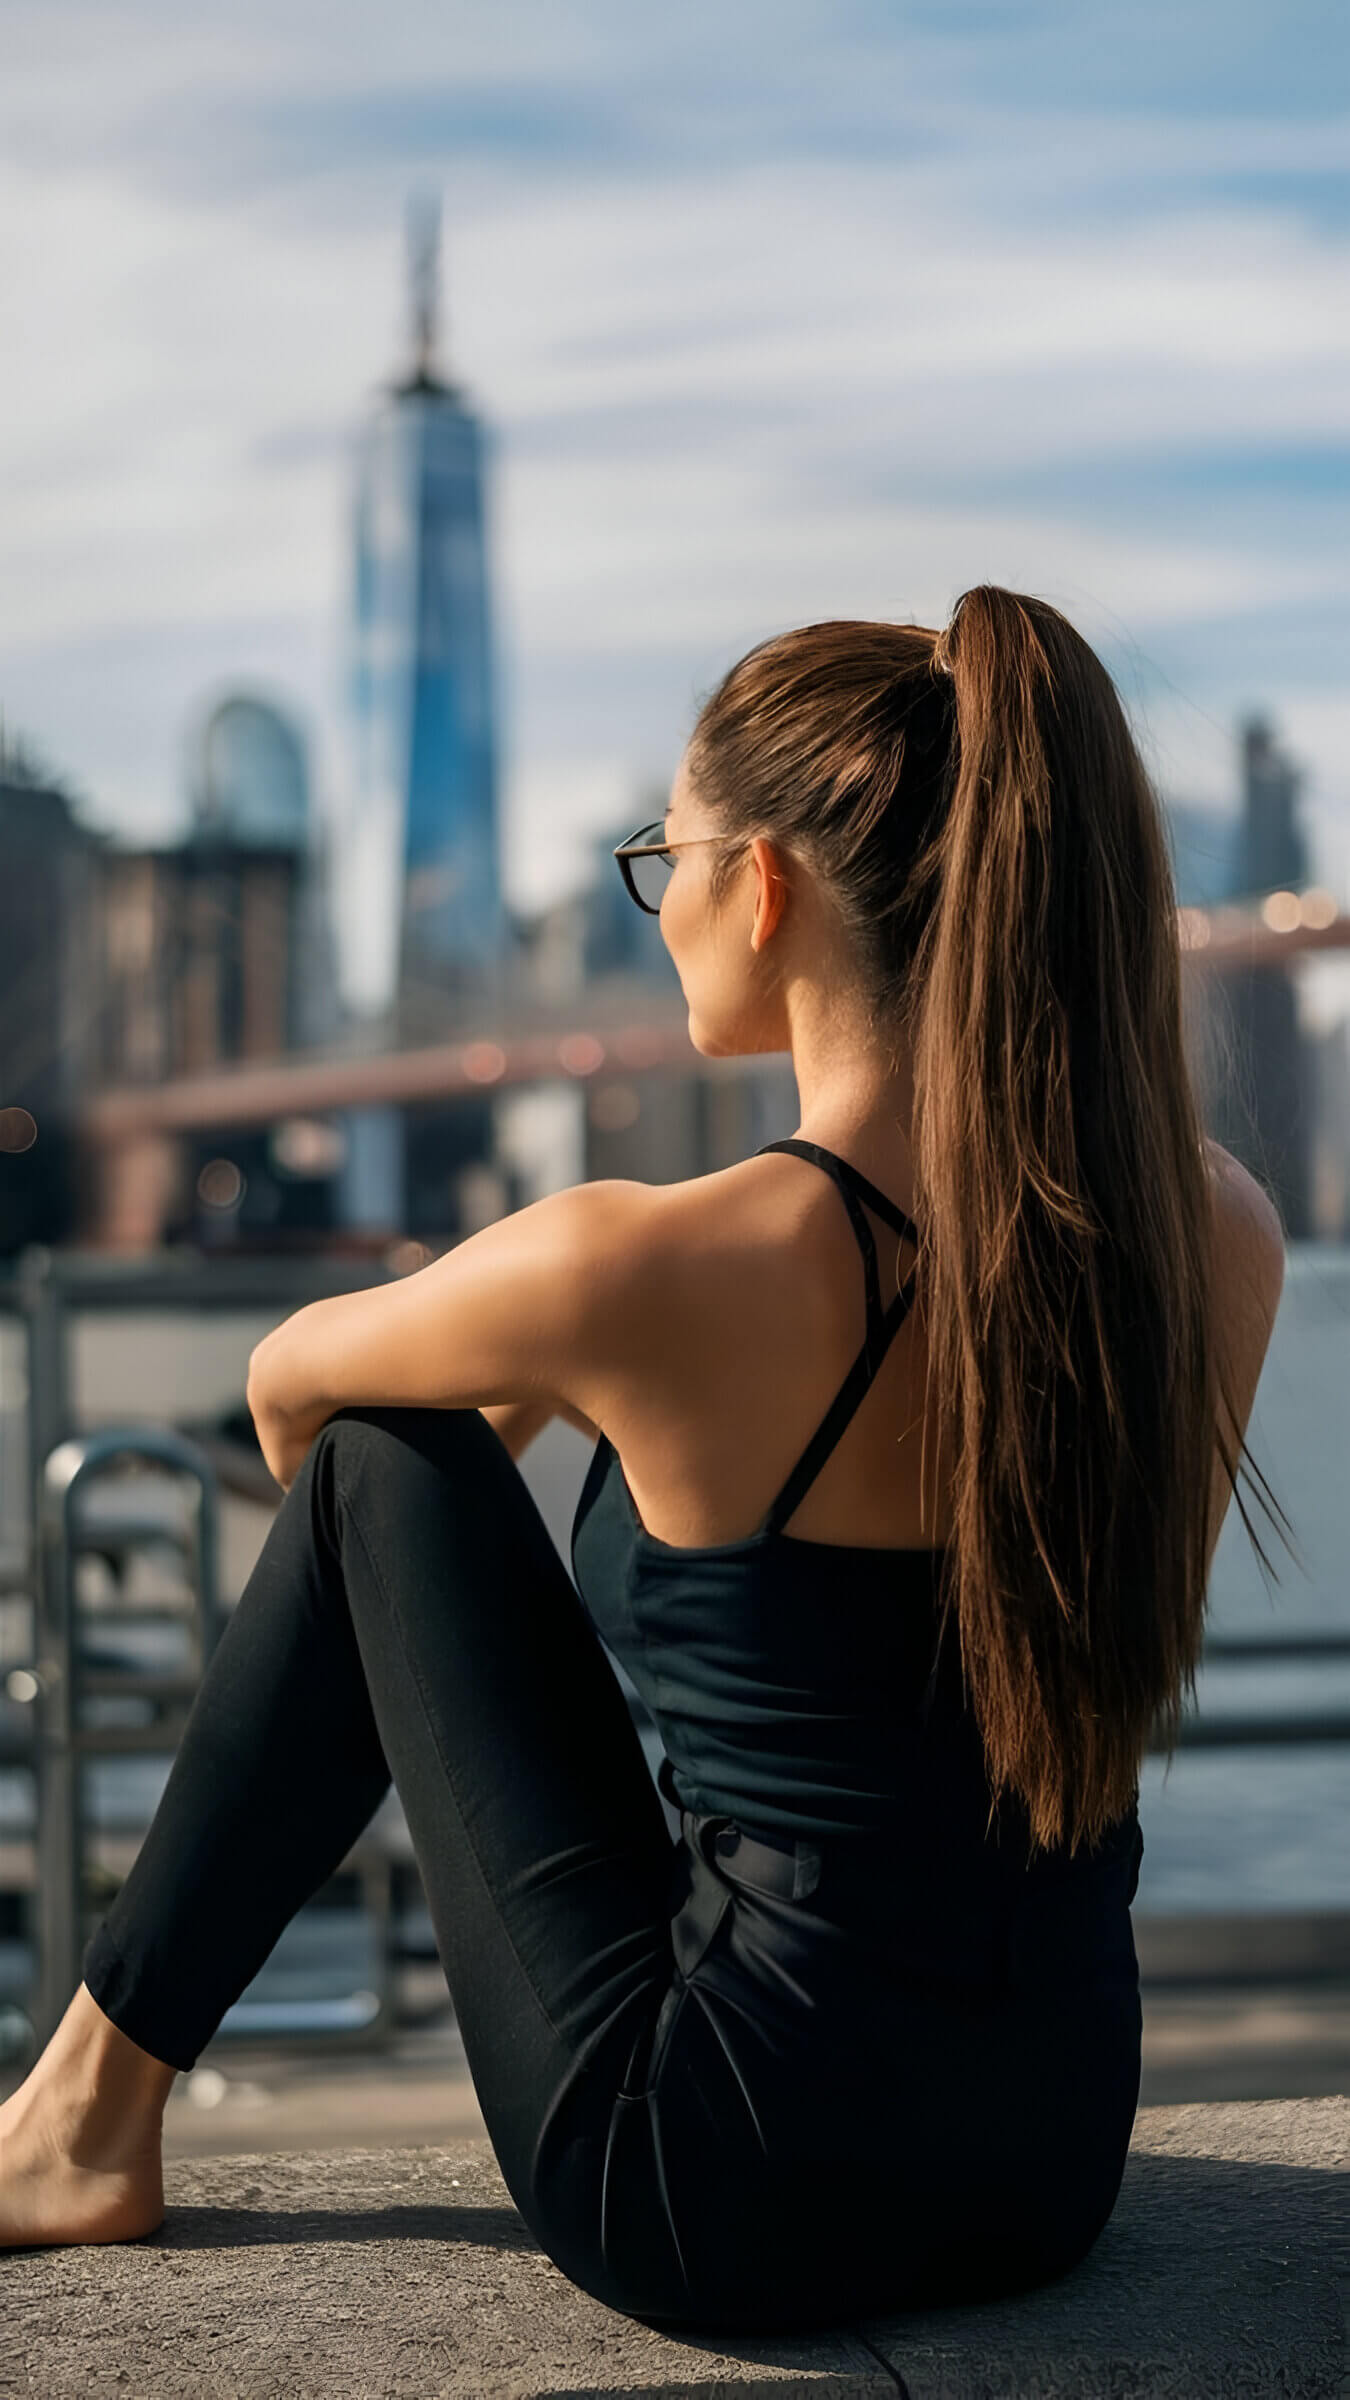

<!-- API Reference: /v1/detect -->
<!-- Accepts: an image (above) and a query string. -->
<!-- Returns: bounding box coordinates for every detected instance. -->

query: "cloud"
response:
[0,0,1346,910]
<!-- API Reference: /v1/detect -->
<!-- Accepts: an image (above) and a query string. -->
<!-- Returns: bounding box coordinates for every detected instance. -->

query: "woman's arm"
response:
[1200,1141,1285,1579]
[246,1182,638,1490]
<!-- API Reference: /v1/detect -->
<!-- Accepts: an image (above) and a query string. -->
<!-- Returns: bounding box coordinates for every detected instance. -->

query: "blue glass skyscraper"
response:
[342,199,505,1024]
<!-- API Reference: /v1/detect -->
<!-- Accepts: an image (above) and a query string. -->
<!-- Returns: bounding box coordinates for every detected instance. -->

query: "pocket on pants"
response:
[669,1830,734,1982]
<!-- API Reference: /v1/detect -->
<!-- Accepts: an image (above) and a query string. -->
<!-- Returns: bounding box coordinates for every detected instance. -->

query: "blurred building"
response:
[192,694,309,851]
[1166,800,1240,910]
[1198,714,1315,1237]
[1309,1018,1350,1241]
[188,690,336,1051]
[0,755,101,1252]
[1234,716,1310,900]
[583,1061,797,1191]
[97,835,303,1085]
[86,833,310,1247]
[337,195,506,1036]
[97,840,295,1078]
[78,693,329,1247]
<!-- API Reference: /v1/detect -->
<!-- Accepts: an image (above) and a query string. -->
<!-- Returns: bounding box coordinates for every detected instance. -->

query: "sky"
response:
[2,0,1348,951]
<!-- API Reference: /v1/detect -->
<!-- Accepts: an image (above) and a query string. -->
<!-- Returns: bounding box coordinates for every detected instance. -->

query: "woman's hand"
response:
[252,1403,328,1495]
[246,1329,337,1494]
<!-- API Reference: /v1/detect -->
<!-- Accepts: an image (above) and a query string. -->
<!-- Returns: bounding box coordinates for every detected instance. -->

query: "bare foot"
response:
[0,1983,176,2249]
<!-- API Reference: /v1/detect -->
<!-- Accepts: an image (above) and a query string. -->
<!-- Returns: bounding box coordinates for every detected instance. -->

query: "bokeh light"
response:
[0,1108,38,1153]
[197,1158,246,1209]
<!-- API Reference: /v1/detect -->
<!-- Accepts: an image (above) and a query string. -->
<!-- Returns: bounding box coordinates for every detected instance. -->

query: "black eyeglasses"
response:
[612,820,748,915]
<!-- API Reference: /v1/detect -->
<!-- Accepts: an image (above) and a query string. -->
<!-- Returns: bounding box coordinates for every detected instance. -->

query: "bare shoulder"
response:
[562,1161,774,1309]
[529,1163,751,1298]
[1199,1142,1286,1571]
[577,1157,780,1246]
[556,1155,808,1382]
[534,1172,675,1325]
[1201,1138,1287,1320]
[534,1170,718,1417]
[603,1154,835,1289]
[513,1176,660,1438]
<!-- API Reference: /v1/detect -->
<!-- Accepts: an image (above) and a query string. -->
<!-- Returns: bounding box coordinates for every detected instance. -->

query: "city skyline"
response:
[1,0,1347,938]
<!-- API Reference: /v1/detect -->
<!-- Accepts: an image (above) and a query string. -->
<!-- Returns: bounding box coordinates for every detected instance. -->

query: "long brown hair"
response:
[687,587,1294,1852]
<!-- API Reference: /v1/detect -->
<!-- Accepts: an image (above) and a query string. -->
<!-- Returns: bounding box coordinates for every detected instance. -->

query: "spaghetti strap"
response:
[761,1278,918,1538]
[759,1136,919,1247]
[762,1140,886,1366]
[753,1139,920,1537]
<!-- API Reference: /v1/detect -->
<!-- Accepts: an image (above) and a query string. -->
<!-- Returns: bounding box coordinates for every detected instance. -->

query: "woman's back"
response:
[573,1135,961,1844]
[579,1131,1274,1575]
[586,1137,956,1555]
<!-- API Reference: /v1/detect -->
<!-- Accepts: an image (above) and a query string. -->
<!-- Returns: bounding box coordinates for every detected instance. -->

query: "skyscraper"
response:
[192,694,309,853]
[1236,715,1309,899]
[339,195,505,1029]
[0,754,99,1252]
[1203,713,1314,1236]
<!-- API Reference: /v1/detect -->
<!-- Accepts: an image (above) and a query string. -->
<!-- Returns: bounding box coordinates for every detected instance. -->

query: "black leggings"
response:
[83,1406,1142,2333]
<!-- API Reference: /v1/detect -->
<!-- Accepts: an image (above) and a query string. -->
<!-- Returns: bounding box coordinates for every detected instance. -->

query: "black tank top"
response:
[570,1138,992,1844]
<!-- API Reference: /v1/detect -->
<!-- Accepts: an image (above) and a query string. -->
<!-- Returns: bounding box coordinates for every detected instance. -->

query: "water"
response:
[1132,1243,1350,1912]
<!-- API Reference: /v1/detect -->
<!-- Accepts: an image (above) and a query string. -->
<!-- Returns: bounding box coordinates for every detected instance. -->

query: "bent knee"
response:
[318,1402,505,1490]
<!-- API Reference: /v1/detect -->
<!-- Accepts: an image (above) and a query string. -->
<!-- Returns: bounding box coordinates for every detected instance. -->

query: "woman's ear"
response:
[748,837,787,954]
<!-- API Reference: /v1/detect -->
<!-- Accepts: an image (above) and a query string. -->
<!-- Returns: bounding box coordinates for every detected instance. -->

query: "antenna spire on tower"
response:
[406,188,443,386]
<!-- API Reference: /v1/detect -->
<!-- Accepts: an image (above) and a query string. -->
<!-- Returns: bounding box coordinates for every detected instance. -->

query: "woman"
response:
[1,586,1288,2330]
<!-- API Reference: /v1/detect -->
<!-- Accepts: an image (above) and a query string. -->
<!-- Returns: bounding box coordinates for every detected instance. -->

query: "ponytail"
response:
[912,586,1288,1849]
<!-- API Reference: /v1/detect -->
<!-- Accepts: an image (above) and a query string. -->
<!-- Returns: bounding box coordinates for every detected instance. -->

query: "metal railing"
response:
[0,1245,404,2056]
[1146,1629,1350,1752]
[30,1425,223,2042]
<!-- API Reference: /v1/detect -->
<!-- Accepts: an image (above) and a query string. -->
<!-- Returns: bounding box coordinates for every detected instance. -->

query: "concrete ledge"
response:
[5,2098,1346,2397]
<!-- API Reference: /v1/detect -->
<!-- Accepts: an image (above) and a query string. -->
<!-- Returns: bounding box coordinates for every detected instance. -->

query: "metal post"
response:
[32,1460,79,2052]
[20,1248,77,2048]
[18,1246,68,1559]
[32,1426,220,2046]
